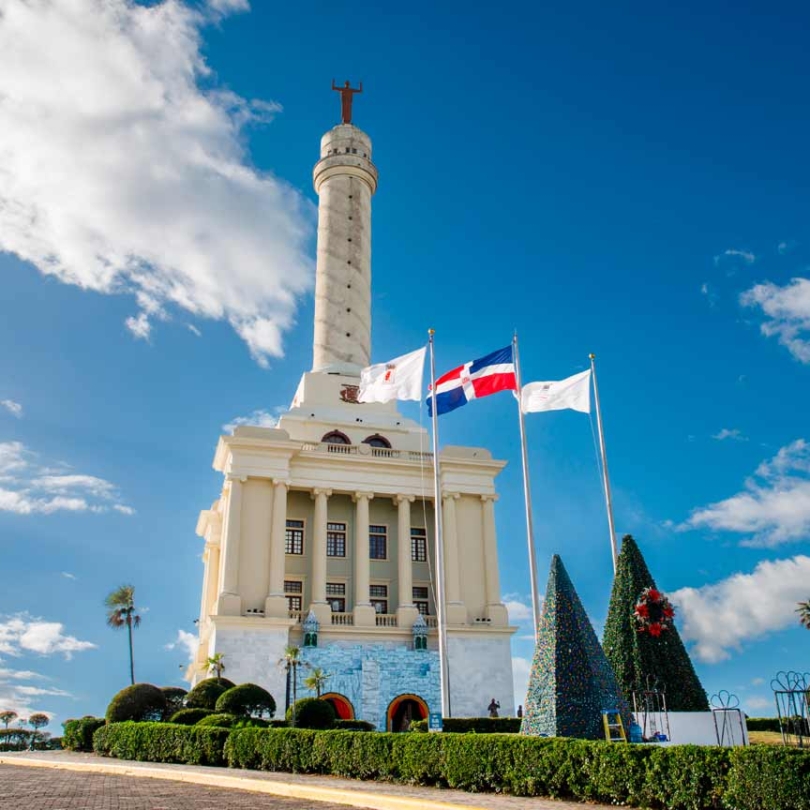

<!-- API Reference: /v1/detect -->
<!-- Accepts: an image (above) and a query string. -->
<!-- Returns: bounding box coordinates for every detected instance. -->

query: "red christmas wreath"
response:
[634,587,675,637]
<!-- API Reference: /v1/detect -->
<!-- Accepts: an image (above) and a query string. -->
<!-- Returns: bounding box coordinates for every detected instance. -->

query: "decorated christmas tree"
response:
[603,534,708,711]
[522,554,630,739]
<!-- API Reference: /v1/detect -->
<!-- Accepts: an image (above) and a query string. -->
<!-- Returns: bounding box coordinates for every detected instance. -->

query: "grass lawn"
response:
[748,730,806,746]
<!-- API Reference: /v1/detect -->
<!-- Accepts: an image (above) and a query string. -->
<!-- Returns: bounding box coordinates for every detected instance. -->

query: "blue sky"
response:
[1,0,809,725]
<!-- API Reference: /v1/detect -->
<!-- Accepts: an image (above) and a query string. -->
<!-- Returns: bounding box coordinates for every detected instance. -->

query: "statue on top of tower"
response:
[332,79,362,124]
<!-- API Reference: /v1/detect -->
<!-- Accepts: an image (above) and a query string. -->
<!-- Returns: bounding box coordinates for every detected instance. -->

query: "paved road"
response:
[0,765,369,810]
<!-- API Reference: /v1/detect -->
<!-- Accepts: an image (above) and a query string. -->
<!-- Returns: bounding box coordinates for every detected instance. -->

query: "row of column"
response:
[214,476,501,621]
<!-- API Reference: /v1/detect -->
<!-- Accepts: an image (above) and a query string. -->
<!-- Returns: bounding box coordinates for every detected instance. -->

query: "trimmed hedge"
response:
[93,722,229,766]
[169,708,213,725]
[106,683,166,723]
[185,678,235,710]
[287,697,335,729]
[62,716,106,751]
[334,719,375,731]
[745,717,781,733]
[215,683,276,718]
[160,687,188,721]
[223,728,810,810]
[196,713,240,728]
[410,717,521,734]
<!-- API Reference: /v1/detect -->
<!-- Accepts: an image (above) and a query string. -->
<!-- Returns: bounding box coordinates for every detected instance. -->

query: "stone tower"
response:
[312,125,378,374]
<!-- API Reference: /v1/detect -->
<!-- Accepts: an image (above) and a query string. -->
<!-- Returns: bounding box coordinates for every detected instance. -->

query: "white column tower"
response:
[312,110,378,374]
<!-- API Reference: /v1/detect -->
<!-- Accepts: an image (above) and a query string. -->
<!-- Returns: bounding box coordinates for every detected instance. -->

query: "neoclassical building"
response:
[190,98,515,730]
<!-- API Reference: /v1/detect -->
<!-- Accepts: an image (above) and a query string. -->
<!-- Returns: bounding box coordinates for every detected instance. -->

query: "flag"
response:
[521,369,591,414]
[358,347,426,403]
[427,345,516,416]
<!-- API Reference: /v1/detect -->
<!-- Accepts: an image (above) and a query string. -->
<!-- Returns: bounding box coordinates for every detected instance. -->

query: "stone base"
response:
[396,605,420,628]
[217,592,242,616]
[445,603,468,625]
[485,603,509,626]
[309,602,333,626]
[264,594,288,619]
[353,604,377,628]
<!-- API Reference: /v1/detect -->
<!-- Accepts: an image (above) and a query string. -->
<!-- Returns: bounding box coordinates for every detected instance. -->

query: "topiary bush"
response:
[410,717,521,734]
[215,683,276,718]
[160,687,188,720]
[185,677,235,710]
[93,722,229,766]
[286,697,335,729]
[106,683,167,723]
[62,716,106,751]
[169,708,213,725]
[334,719,375,731]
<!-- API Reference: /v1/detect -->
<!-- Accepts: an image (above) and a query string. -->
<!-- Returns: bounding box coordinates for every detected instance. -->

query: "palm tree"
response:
[279,645,304,726]
[797,599,810,630]
[105,584,141,685]
[303,667,330,698]
[0,710,16,729]
[207,653,226,678]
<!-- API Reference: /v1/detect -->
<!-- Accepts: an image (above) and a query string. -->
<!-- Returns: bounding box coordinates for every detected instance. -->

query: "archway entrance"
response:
[321,693,354,720]
[387,694,428,732]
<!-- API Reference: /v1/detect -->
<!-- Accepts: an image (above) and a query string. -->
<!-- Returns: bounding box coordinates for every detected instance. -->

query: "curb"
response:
[0,755,488,810]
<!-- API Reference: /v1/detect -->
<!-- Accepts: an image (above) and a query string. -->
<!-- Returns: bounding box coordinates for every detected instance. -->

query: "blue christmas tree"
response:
[521,554,630,739]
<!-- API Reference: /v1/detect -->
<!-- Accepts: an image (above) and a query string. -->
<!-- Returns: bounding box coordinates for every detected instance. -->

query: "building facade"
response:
[189,104,515,730]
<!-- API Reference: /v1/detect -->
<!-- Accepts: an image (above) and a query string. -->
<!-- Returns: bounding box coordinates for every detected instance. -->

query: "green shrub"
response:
[185,677,235,710]
[106,683,167,723]
[234,717,270,729]
[0,727,33,751]
[160,687,187,720]
[287,697,335,729]
[410,717,521,734]
[196,713,240,728]
[62,716,106,751]
[215,683,276,718]
[269,719,288,728]
[93,722,229,766]
[169,708,213,725]
[745,717,781,733]
[334,719,374,731]
[725,745,810,810]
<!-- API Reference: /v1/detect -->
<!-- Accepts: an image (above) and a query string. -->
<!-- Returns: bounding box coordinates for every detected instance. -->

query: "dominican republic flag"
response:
[427,345,517,416]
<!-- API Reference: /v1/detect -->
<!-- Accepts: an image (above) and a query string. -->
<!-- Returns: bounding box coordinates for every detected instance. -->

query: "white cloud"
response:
[0,614,96,659]
[186,324,202,337]
[751,677,765,686]
[777,240,798,255]
[165,629,197,661]
[671,555,810,663]
[715,248,756,266]
[712,428,747,442]
[745,696,771,710]
[683,439,810,546]
[504,599,533,623]
[741,277,810,363]
[512,656,531,710]
[0,400,23,419]
[60,572,77,580]
[0,0,313,368]
[0,440,133,516]
[223,407,284,434]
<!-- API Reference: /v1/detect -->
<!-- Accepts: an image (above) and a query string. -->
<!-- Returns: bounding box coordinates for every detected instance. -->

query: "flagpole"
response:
[589,353,618,573]
[513,333,542,642]
[428,329,451,718]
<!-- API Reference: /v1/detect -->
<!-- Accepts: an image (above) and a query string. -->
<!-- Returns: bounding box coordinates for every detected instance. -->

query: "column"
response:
[481,495,508,625]
[264,479,289,618]
[217,476,243,616]
[442,492,466,625]
[353,492,376,627]
[396,495,418,626]
[309,488,332,624]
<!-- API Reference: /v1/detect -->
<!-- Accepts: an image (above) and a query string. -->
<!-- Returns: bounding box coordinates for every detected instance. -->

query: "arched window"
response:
[322,430,351,445]
[362,434,391,449]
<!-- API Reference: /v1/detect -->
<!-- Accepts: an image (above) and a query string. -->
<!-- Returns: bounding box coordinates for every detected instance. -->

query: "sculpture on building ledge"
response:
[303,611,319,648]
[412,614,428,651]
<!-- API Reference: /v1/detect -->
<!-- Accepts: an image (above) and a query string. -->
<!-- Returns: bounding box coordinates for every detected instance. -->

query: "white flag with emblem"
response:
[358,347,427,403]
[521,369,591,414]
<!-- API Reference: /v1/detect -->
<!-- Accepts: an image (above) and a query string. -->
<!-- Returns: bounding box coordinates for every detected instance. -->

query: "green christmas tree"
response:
[522,555,630,739]
[603,534,708,711]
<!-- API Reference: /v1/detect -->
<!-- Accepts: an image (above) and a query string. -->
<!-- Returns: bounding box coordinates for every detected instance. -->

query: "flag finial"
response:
[589,353,596,360]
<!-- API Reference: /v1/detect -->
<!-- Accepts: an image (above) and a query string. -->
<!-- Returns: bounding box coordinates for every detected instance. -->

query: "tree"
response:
[603,535,709,711]
[27,713,49,750]
[797,599,810,630]
[0,711,17,729]
[105,584,141,685]
[280,645,304,727]
[303,667,330,698]
[207,653,226,678]
[215,683,276,718]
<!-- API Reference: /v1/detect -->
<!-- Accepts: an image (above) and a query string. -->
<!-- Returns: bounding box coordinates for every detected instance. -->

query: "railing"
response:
[288,610,304,623]
[375,613,398,627]
[300,442,432,462]
[331,612,354,626]
[425,616,438,628]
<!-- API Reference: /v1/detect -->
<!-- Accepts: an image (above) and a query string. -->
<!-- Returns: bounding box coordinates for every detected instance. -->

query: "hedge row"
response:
[63,717,106,751]
[92,723,810,810]
[746,717,781,733]
[93,722,229,766]
[410,717,521,734]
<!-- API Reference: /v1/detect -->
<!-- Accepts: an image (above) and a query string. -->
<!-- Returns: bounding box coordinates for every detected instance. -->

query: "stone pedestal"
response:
[396,605,420,628]
[217,593,241,616]
[264,594,288,618]
[353,604,377,628]
[310,602,333,626]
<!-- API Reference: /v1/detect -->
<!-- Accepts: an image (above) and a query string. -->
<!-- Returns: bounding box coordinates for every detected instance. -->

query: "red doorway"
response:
[321,693,354,720]
[387,694,428,732]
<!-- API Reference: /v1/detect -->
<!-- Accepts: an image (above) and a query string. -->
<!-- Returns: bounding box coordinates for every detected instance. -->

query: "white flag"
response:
[521,369,591,414]
[358,347,427,403]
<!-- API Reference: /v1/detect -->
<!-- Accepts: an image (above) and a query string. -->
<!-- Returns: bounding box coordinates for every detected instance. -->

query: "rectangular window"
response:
[411,527,427,562]
[413,586,430,615]
[284,580,303,612]
[327,522,346,557]
[369,524,387,560]
[285,519,304,555]
[370,584,388,614]
[326,582,345,613]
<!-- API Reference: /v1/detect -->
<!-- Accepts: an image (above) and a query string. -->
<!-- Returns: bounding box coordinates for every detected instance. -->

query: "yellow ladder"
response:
[602,710,627,743]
